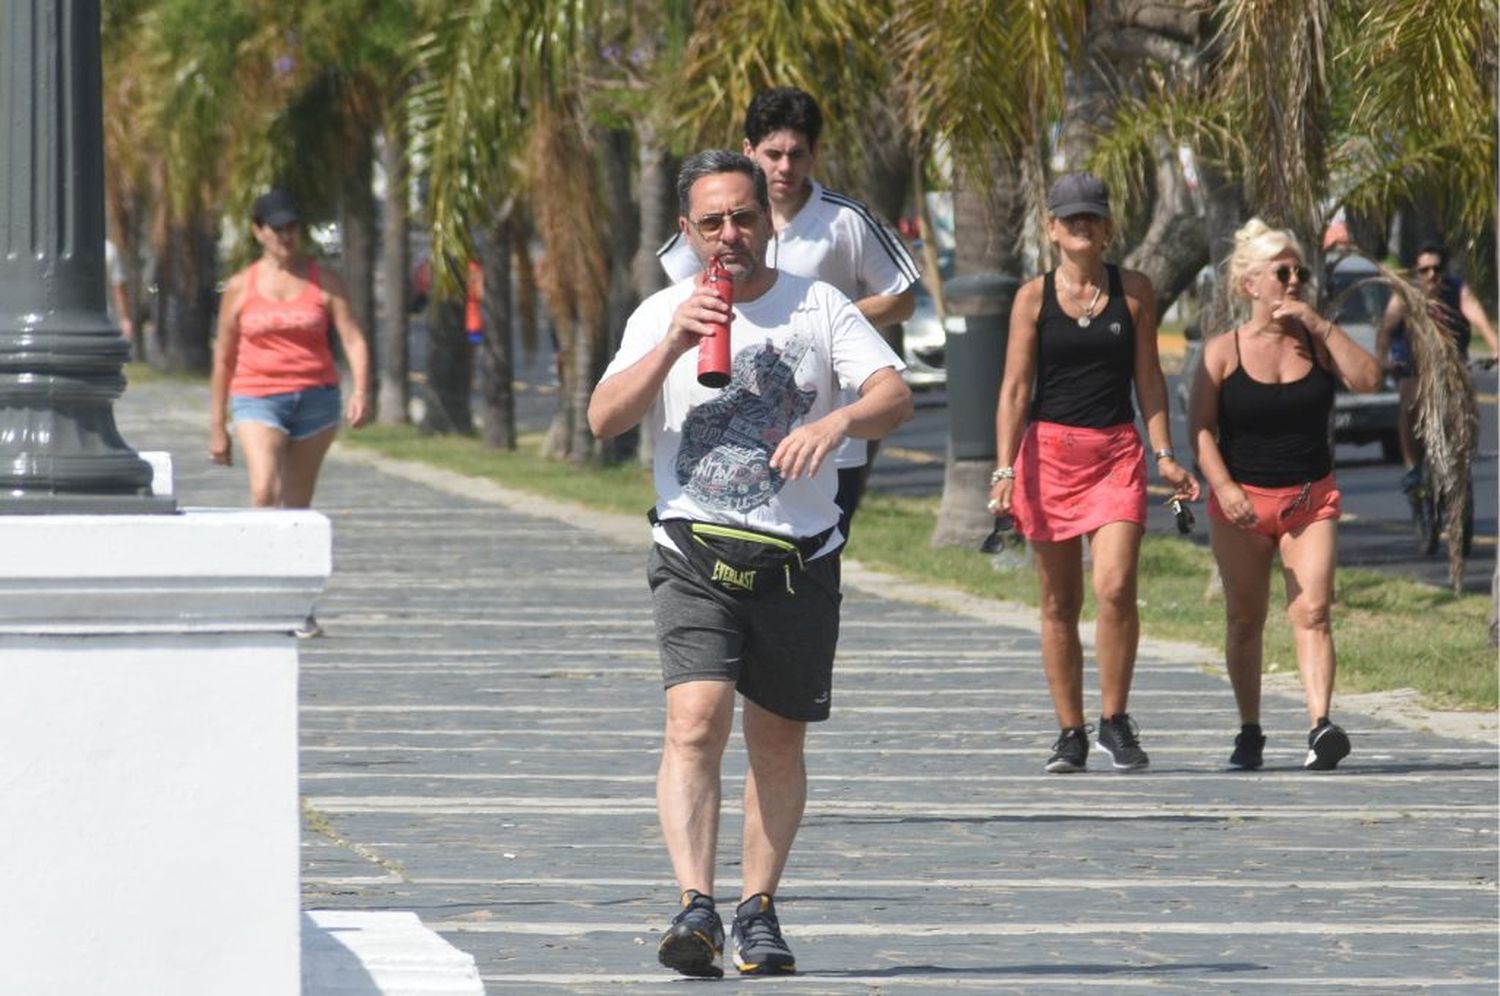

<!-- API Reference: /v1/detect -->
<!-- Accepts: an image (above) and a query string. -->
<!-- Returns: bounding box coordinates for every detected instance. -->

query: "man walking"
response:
[657,86,919,541]
[589,150,912,978]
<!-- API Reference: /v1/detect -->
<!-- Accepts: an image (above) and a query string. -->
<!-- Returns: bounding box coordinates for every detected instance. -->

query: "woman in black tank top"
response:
[1188,219,1381,773]
[988,172,1199,774]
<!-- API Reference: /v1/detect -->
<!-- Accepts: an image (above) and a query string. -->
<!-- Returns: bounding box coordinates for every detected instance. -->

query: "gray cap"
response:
[1046,172,1110,219]
[252,187,301,228]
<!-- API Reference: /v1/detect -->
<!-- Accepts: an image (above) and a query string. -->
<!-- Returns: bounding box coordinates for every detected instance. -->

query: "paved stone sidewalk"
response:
[117,381,1496,993]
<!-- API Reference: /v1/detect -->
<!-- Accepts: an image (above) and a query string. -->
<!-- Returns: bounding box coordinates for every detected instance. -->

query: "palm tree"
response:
[412,0,608,456]
[888,0,1088,548]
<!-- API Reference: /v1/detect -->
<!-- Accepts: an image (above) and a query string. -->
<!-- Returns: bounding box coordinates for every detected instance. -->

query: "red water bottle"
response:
[697,256,732,387]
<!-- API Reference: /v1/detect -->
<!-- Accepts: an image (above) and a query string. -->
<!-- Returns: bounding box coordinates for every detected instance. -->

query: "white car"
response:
[900,250,952,389]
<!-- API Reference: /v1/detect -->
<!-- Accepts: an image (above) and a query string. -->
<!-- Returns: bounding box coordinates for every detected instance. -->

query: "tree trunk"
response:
[632,129,677,468]
[422,290,473,435]
[932,152,1026,549]
[1123,140,1221,317]
[599,127,639,464]
[567,315,599,462]
[340,127,377,385]
[477,218,516,449]
[149,207,217,375]
[376,116,410,425]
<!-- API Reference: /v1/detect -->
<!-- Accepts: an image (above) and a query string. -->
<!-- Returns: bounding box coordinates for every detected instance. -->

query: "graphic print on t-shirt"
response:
[676,336,817,511]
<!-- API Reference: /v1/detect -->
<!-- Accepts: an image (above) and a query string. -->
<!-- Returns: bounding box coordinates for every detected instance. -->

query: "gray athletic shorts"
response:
[647,542,841,722]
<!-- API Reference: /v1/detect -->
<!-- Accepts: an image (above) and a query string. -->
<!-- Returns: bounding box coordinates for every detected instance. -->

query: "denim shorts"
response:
[231,385,341,440]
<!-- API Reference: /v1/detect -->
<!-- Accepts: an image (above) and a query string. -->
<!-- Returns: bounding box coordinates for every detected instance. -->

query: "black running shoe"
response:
[1096,713,1150,771]
[1305,720,1351,771]
[731,894,796,975]
[1044,725,1089,773]
[658,890,724,978]
[1229,724,1266,770]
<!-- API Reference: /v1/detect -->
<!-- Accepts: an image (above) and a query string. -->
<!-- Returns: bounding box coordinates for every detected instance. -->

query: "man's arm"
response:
[1459,284,1499,353]
[769,367,912,481]
[853,288,915,328]
[588,282,727,439]
[1375,293,1407,367]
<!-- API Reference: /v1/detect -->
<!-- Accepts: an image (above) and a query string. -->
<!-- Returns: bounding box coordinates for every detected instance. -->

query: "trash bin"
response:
[943,272,1018,461]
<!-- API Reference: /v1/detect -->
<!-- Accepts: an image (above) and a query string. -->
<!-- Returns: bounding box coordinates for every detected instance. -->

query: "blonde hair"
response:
[1226,218,1306,300]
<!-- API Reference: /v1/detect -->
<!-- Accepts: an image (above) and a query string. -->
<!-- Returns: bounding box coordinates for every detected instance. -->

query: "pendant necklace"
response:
[1058,271,1103,327]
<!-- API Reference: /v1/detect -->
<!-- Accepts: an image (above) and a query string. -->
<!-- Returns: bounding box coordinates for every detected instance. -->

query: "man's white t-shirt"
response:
[602,273,904,547]
[657,180,918,469]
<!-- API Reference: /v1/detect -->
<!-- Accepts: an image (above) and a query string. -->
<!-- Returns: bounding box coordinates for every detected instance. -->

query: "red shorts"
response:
[1011,421,1147,542]
[1207,473,1341,539]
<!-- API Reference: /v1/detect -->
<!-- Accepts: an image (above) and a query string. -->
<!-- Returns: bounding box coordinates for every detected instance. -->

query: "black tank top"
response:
[1030,264,1136,427]
[1396,276,1472,357]
[1217,327,1335,487]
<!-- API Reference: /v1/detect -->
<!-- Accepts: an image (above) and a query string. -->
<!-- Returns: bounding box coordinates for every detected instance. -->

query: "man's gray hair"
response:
[676,149,770,218]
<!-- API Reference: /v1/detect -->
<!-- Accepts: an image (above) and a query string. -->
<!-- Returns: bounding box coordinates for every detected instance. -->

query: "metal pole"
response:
[0,0,173,513]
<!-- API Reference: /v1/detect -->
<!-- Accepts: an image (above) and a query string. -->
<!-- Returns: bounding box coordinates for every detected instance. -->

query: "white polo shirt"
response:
[657,180,919,469]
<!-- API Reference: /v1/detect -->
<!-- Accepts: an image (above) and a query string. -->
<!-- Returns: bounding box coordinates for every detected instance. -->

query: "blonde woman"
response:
[990,173,1198,773]
[1188,219,1380,771]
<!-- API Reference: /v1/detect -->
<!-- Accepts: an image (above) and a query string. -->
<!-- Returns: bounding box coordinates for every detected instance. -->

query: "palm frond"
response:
[670,0,891,161]
[1211,0,1334,229]
[890,0,1086,178]
[1332,120,1496,261]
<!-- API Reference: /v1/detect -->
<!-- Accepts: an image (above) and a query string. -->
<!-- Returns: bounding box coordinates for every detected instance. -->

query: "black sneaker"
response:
[731,894,796,976]
[1305,720,1351,771]
[658,890,724,978]
[1228,724,1266,770]
[1096,713,1150,771]
[1044,726,1089,773]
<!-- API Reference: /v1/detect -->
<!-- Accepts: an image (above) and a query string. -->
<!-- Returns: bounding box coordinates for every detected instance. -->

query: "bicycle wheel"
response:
[1423,485,1442,557]
[1461,478,1475,559]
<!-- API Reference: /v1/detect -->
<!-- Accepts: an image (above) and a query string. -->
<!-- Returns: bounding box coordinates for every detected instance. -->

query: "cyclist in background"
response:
[1376,242,1499,492]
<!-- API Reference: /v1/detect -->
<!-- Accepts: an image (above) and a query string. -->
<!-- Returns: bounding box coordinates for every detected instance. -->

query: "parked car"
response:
[900,249,952,388]
[1176,253,1401,462]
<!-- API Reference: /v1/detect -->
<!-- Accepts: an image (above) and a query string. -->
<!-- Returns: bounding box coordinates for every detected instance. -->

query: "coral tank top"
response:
[230,260,337,397]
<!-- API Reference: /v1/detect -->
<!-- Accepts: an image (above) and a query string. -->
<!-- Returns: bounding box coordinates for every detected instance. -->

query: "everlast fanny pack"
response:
[650,511,834,598]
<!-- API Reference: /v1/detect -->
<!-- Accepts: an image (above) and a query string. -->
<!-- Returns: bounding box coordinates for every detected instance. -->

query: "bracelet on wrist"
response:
[1153,448,1175,462]
[990,466,1015,484]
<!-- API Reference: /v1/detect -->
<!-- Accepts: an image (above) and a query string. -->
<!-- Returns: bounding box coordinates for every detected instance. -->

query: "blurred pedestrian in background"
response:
[209,187,372,635]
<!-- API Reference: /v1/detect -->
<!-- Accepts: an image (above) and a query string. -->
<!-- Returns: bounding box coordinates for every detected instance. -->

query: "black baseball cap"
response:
[1046,172,1111,219]
[252,187,301,228]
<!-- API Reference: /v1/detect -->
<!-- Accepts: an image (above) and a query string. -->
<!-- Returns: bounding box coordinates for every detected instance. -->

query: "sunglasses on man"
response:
[690,208,762,239]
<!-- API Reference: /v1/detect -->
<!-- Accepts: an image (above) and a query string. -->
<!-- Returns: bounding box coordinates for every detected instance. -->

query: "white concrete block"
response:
[0,511,327,995]
[303,911,484,995]
[141,449,174,496]
[0,509,329,633]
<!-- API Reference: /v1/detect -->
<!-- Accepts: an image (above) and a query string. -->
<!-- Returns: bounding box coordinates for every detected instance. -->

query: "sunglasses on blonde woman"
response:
[1273,265,1311,285]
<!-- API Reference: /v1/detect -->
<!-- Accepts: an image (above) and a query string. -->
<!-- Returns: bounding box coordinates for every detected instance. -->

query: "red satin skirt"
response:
[1011,421,1147,542]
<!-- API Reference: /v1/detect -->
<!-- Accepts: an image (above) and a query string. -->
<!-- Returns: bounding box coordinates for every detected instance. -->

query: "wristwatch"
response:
[1153,448,1175,462]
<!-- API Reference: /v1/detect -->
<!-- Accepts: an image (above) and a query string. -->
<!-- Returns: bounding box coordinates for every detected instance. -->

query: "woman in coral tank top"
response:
[209,188,371,511]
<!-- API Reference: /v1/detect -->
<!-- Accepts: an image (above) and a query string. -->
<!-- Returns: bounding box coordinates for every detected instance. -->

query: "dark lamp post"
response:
[0,0,174,513]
